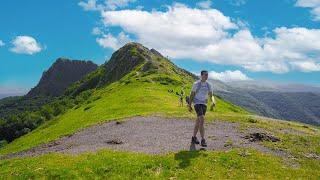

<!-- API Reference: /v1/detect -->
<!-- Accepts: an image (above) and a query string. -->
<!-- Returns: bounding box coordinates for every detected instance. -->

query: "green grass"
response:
[1,149,319,179]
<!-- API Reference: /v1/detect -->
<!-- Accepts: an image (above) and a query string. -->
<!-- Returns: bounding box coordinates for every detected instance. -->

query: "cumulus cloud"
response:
[84,3,320,73]
[96,31,131,50]
[0,40,5,47]
[101,3,237,49]
[78,0,103,11]
[10,36,42,55]
[208,70,252,82]
[295,0,320,21]
[290,61,320,72]
[196,0,212,9]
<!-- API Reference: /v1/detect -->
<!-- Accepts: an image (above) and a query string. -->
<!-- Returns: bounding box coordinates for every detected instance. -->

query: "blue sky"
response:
[1,0,320,94]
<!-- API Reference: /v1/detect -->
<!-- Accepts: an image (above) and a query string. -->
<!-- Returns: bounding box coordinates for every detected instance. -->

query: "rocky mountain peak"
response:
[26,58,98,97]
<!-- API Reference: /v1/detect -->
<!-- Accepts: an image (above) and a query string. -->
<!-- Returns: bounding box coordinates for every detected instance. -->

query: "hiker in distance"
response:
[188,70,215,147]
[179,87,185,107]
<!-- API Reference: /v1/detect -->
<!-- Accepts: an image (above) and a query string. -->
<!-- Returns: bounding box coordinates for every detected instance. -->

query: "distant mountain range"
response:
[227,80,320,93]
[210,80,320,125]
[0,93,24,100]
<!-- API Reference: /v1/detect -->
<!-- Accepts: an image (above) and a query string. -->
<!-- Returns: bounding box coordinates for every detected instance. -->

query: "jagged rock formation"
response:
[26,58,98,97]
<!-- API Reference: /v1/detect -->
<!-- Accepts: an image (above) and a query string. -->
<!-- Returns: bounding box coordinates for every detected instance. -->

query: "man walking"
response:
[188,70,215,147]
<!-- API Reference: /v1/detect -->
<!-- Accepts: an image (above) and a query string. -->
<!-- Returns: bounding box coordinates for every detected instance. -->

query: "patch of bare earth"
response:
[1,116,286,159]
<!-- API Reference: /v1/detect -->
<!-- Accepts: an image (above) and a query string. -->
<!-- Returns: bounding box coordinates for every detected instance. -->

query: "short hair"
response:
[201,70,208,75]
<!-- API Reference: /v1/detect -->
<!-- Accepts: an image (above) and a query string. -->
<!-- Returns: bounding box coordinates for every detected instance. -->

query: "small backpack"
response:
[195,81,211,94]
[193,81,212,104]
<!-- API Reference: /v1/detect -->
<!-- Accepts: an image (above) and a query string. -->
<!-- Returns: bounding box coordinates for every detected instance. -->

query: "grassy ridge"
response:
[0,47,249,155]
[0,74,319,178]
[0,71,247,155]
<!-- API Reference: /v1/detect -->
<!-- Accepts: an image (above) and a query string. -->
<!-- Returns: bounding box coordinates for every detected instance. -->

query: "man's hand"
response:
[188,104,193,112]
[208,92,215,111]
[210,102,215,111]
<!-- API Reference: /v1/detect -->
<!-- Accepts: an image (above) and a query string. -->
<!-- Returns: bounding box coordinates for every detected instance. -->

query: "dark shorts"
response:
[194,104,207,117]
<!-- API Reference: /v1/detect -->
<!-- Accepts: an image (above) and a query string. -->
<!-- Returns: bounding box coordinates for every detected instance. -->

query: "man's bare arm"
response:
[208,92,215,104]
[209,92,215,110]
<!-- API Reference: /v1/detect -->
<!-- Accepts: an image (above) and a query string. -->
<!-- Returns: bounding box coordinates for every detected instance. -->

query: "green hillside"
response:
[0,43,319,179]
[0,43,247,155]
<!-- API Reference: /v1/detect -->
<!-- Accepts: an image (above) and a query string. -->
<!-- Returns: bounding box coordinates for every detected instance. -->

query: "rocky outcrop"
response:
[26,58,98,97]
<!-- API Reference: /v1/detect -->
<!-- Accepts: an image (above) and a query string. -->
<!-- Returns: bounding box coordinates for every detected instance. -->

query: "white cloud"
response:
[240,27,320,73]
[208,70,252,82]
[86,3,320,73]
[78,0,104,11]
[295,0,320,21]
[101,4,237,49]
[0,40,5,47]
[96,31,131,50]
[196,0,212,9]
[10,36,42,55]
[313,7,320,21]
[290,61,320,72]
[296,0,320,7]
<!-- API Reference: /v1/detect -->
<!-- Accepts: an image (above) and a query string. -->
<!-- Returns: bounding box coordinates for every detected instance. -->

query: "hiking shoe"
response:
[191,136,200,144]
[201,139,207,147]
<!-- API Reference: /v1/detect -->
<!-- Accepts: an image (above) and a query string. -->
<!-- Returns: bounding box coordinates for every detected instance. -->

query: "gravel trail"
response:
[1,116,284,159]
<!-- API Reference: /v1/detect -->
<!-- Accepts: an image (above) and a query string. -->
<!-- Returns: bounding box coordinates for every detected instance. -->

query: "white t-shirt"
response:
[191,80,213,105]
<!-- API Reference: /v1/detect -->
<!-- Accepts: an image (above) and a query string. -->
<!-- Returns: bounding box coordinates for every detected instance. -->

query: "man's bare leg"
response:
[193,116,200,137]
[199,115,205,139]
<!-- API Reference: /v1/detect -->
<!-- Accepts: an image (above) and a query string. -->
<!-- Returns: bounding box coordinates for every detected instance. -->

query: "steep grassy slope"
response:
[0,61,247,155]
[64,42,196,97]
